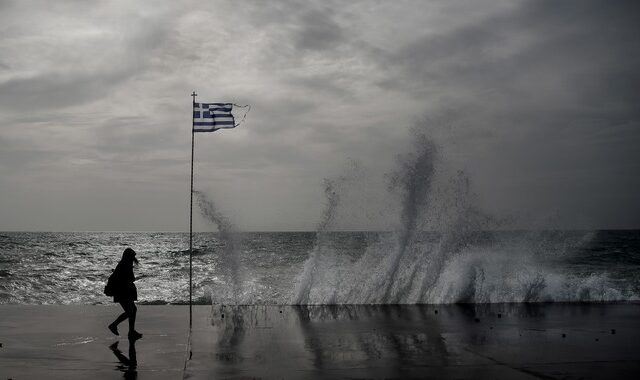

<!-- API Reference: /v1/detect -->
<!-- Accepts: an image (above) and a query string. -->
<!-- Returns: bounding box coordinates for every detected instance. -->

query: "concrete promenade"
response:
[1,303,640,379]
[0,305,189,379]
[184,303,640,379]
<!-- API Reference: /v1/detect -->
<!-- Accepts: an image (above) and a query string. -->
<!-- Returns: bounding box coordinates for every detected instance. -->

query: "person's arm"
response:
[133,274,149,281]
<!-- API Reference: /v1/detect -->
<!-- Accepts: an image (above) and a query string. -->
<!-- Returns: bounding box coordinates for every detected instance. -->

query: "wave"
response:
[290,128,636,305]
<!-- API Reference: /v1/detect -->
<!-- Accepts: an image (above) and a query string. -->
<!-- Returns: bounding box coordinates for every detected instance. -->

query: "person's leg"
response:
[109,302,130,335]
[127,302,137,333]
[126,301,143,339]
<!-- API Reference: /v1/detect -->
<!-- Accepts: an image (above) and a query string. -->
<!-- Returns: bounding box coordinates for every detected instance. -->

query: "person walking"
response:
[107,247,143,339]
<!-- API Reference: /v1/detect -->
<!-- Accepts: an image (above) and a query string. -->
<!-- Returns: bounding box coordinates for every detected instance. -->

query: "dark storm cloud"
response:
[0,2,175,112]
[293,8,345,52]
[1,0,639,230]
[238,0,357,63]
[284,73,351,97]
[377,0,640,227]
[388,0,640,112]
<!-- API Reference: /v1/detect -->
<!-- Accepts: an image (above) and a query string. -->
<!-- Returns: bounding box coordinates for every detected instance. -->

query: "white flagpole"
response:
[189,91,196,329]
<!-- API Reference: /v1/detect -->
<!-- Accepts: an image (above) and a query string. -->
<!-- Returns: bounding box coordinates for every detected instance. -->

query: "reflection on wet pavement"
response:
[186,303,640,379]
[109,338,138,380]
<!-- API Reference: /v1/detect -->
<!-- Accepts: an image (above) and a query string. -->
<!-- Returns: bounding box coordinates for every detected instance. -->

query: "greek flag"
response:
[193,103,235,132]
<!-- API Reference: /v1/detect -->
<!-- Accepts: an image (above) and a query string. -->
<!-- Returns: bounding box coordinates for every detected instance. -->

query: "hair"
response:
[121,247,139,265]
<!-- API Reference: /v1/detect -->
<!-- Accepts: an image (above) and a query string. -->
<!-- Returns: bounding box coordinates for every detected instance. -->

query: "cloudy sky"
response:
[0,0,638,231]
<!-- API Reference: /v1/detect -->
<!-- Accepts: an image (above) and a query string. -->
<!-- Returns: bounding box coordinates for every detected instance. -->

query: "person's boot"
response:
[128,330,143,340]
[108,323,119,336]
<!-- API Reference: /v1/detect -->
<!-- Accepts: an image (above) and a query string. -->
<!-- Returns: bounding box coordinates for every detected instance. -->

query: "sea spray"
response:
[380,132,436,302]
[290,123,632,304]
[415,168,493,303]
[194,190,244,304]
[291,128,487,304]
[352,131,487,303]
[292,177,346,304]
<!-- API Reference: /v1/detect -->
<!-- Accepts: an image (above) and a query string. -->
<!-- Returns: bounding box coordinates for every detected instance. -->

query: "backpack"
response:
[104,271,117,296]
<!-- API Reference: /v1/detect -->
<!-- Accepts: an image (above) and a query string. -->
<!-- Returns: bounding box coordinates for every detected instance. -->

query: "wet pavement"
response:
[185,303,640,379]
[0,305,188,379]
[1,303,639,379]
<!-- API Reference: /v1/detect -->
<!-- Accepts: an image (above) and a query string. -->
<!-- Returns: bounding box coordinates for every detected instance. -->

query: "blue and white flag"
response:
[193,103,235,132]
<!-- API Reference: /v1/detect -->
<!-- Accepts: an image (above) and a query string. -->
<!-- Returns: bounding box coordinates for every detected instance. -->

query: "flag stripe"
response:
[194,125,237,131]
[194,128,235,132]
[198,107,232,112]
[200,113,234,118]
[195,102,232,106]
[194,103,232,111]
[193,112,234,117]
[199,115,233,119]
[194,120,235,126]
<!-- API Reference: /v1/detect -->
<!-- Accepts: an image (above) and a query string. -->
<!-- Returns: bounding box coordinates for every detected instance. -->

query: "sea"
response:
[0,230,638,305]
[2,133,639,306]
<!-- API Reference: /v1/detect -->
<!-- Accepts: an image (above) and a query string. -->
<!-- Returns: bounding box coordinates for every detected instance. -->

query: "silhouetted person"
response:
[108,248,143,339]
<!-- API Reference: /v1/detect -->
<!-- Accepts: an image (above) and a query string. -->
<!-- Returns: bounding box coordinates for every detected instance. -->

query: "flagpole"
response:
[189,91,196,329]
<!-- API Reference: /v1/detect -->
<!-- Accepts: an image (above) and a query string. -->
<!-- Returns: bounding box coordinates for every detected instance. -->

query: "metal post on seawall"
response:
[189,91,196,329]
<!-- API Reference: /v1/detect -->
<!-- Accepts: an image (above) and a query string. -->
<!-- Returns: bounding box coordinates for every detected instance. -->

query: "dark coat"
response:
[111,260,138,303]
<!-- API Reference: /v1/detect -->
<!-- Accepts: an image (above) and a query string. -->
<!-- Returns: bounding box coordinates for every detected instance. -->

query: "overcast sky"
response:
[0,0,638,232]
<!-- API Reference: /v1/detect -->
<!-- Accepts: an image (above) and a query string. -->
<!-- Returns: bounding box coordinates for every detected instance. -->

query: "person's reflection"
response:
[109,337,138,380]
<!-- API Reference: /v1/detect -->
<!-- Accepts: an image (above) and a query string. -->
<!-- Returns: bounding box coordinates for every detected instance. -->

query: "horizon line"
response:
[1,228,639,233]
